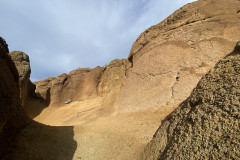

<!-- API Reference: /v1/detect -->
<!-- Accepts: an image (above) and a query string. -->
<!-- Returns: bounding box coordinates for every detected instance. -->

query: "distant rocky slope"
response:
[141,41,240,159]
[0,37,76,160]
[116,0,240,112]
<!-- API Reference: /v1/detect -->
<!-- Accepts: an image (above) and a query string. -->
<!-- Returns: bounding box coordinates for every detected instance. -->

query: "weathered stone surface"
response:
[141,41,240,159]
[34,77,56,103]
[8,51,34,107]
[116,0,240,113]
[97,59,127,114]
[33,59,126,111]
[34,67,103,106]
[59,67,102,104]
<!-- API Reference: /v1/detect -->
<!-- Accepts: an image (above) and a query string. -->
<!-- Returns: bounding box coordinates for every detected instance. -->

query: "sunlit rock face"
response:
[141,41,240,159]
[32,0,240,117]
[116,0,240,113]
[34,59,127,109]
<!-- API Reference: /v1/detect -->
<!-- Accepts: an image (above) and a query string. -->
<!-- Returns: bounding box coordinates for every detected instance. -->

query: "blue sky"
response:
[0,0,196,81]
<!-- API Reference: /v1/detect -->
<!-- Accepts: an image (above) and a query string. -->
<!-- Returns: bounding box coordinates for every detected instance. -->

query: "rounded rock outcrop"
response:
[8,51,33,107]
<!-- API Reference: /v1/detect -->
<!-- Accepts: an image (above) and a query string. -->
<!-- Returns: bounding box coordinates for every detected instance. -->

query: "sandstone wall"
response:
[116,0,240,112]
[34,59,127,112]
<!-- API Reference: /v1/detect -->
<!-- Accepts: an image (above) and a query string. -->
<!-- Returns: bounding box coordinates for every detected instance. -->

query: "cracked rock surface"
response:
[141,41,240,159]
[116,0,240,113]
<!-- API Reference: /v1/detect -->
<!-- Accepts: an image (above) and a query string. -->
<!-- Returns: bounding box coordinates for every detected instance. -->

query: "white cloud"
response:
[0,0,196,81]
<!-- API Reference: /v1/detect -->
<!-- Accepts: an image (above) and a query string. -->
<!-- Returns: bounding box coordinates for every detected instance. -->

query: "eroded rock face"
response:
[34,59,127,111]
[97,59,127,113]
[116,0,240,112]
[34,68,103,106]
[8,51,35,107]
[59,67,102,104]
[34,77,56,103]
[141,41,240,159]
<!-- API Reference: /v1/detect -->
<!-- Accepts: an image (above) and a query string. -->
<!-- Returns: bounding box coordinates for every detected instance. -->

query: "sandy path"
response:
[32,99,174,159]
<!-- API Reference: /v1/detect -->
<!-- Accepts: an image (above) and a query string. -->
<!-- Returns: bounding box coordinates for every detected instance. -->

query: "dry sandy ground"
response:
[32,98,175,160]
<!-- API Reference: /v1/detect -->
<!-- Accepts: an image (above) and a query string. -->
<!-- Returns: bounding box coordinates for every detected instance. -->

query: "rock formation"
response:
[8,51,36,107]
[141,41,240,159]
[0,37,77,160]
[97,59,127,113]
[32,0,240,117]
[2,0,240,159]
[34,77,55,103]
[116,0,240,113]
[33,59,126,114]
[0,37,29,159]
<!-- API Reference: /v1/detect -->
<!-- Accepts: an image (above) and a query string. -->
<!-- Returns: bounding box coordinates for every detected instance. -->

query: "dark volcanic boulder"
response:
[141,41,240,159]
